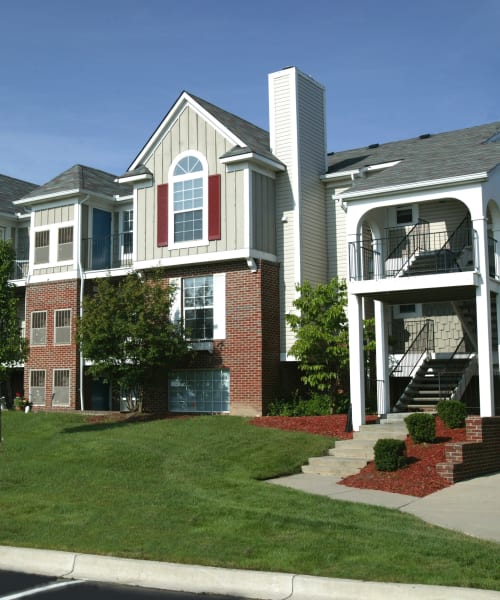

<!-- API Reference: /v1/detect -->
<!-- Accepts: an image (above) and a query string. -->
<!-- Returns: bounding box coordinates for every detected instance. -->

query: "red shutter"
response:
[208,174,221,241]
[157,183,168,247]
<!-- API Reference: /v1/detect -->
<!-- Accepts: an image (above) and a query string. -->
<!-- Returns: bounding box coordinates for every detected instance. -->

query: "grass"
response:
[1,412,500,590]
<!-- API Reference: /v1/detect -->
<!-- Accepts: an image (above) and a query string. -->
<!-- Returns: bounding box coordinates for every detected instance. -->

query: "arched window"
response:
[172,154,205,243]
[156,152,221,248]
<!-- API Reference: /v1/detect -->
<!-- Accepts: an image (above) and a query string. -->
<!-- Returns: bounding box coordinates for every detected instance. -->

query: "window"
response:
[53,369,70,406]
[57,226,73,261]
[183,276,213,340]
[173,155,204,243]
[122,209,133,256]
[396,207,414,225]
[54,309,71,345]
[31,311,47,345]
[394,304,422,319]
[34,230,50,264]
[30,370,46,406]
[156,152,220,247]
[168,369,230,413]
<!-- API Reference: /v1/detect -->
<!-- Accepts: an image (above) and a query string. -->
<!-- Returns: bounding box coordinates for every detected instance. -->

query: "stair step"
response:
[302,456,368,477]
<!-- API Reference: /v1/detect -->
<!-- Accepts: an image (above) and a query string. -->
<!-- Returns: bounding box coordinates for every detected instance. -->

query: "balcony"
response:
[349,220,477,282]
[81,233,133,272]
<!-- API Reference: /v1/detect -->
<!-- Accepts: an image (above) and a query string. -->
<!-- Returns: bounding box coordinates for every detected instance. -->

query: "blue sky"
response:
[1,0,499,184]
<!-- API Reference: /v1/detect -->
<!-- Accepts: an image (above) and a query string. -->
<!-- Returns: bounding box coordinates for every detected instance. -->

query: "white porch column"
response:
[473,217,495,416]
[348,292,365,430]
[374,300,389,416]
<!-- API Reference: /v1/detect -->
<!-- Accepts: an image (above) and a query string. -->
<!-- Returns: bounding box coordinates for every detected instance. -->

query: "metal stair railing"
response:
[390,319,434,378]
[431,337,475,401]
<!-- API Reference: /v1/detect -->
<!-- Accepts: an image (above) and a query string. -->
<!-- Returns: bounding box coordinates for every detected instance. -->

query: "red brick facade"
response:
[144,259,281,416]
[22,260,281,416]
[24,280,80,410]
[436,417,500,483]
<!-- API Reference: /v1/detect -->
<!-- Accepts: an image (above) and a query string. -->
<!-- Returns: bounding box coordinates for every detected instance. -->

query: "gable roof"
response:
[0,174,38,215]
[327,122,500,194]
[129,91,283,171]
[16,164,131,204]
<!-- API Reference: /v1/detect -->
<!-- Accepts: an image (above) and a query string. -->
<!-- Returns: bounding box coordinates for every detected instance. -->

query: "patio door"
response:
[92,208,111,269]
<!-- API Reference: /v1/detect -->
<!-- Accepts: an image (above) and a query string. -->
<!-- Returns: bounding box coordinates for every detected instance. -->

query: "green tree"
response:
[0,240,28,378]
[77,272,190,410]
[286,278,349,410]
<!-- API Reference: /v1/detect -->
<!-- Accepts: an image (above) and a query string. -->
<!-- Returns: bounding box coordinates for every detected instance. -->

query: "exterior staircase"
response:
[302,414,409,477]
[394,354,476,412]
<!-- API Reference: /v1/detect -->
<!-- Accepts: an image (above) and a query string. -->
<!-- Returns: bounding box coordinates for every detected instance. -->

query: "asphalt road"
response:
[0,570,248,599]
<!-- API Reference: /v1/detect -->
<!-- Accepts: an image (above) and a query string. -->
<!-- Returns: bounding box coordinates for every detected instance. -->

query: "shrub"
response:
[436,400,467,429]
[374,438,407,471]
[405,413,436,443]
[267,391,332,416]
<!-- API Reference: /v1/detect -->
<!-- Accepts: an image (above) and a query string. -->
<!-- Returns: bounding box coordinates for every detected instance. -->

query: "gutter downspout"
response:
[78,195,90,412]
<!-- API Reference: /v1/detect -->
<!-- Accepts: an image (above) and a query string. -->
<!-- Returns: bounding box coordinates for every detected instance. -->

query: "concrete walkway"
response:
[269,471,500,544]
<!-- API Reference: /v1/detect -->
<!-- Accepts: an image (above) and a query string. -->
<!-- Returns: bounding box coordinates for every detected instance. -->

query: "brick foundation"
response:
[436,416,500,483]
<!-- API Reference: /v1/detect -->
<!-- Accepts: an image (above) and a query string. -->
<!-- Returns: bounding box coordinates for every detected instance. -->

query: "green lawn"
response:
[1,412,499,590]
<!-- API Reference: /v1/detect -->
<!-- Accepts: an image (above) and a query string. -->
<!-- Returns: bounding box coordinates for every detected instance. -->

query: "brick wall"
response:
[144,259,281,416]
[436,416,500,483]
[25,280,80,410]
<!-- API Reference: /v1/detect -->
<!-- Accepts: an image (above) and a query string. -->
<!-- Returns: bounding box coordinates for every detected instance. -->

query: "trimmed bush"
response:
[405,413,436,443]
[267,391,332,416]
[374,438,407,471]
[436,400,467,429]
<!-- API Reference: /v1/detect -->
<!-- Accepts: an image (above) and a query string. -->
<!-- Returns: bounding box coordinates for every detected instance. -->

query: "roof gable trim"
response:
[129,92,246,171]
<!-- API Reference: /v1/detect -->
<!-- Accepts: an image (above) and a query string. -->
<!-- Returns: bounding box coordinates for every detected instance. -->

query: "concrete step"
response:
[301,415,410,477]
[302,455,368,477]
[329,440,375,460]
[354,425,407,441]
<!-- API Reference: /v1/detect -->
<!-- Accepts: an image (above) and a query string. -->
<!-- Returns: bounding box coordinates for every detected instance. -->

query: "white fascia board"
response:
[29,271,80,284]
[220,152,286,173]
[113,194,134,202]
[348,270,479,297]
[130,92,245,171]
[133,249,278,271]
[115,173,153,185]
[13,189,81,206]
[340,172,489,201]
[321,169,359,181]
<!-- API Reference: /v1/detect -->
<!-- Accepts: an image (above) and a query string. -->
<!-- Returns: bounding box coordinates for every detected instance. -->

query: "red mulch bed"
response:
[250,414,466,497]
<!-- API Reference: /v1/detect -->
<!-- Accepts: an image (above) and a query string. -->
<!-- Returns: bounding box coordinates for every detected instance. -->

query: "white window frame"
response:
[57,226,74,262]
[390,204,419,227]
[168,150,209,249]
[54,309,72,345]
[170,274,225,342]
[30,369,46,406]
[31,311,47,345]
[53,369,71,407]
[32,222,75,267]
[120,208,134,260]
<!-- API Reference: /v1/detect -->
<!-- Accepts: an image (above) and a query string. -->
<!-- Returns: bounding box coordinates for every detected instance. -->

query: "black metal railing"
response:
[11,242,30,279]
[349,225,476,281]
[390,319,434,378]
[81,233,133,271]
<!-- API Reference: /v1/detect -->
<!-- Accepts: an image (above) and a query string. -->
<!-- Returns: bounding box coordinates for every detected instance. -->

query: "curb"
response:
[0,546,498,600]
